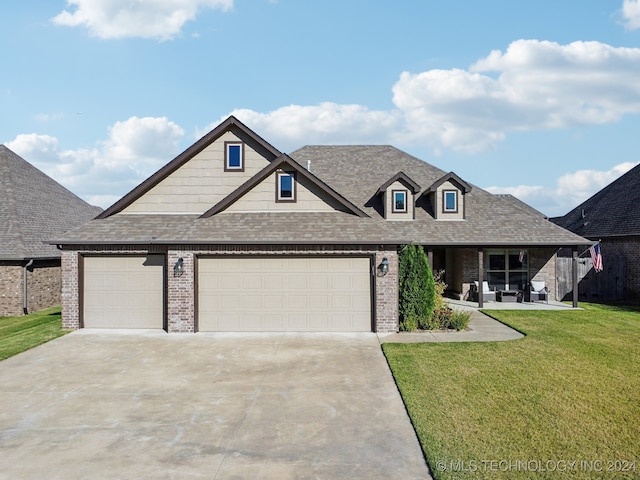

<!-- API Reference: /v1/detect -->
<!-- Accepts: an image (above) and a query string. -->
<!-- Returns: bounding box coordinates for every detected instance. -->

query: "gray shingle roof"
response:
[552,163,640,238]
[0,145,102,259]
[45,125,590,247]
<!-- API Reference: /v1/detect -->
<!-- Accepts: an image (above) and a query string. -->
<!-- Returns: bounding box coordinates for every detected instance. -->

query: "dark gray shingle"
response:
[0,145,102,259]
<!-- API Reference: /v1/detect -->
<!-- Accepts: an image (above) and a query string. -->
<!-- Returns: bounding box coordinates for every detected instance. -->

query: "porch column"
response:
[427,248,433,270]
[478,248,484,308]
[572,247,579,308]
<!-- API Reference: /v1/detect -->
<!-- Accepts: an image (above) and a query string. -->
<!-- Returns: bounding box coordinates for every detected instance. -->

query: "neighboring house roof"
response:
[48,119,590,248]
[0,145,102,260]
[552,163,640,238]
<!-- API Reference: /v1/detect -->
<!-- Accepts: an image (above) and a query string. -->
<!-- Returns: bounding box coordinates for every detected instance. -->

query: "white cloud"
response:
[486,162,638,217]
[205,40,640,155]
[52,0,233,40]
[621,0,640,30]
[395,40,640,152]
[206,103,401,152]
[6,116,184,207]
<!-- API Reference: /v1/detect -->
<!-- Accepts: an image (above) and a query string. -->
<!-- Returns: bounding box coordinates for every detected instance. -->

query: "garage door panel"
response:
[83,256,163,329]
[198,257,371,332]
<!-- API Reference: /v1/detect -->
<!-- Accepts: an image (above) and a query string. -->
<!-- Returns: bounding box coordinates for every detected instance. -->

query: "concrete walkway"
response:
[379,309,524,343]
[378,299,580,343]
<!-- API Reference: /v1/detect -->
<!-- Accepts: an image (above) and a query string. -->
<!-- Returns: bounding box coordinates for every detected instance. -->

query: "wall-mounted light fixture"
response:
[378,257,389,276]
[173,257,184,277]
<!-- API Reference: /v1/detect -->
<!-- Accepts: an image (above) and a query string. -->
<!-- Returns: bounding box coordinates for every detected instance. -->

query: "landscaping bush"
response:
[399,315,418,332]
[398,244,436,330]
[448,310,471,331]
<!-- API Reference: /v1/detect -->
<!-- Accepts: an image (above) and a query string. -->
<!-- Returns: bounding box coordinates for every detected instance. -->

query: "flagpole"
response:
[577,239,601,258]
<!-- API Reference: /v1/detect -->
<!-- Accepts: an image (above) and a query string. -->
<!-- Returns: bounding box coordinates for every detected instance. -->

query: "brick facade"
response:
[61,244,400,333]
[0,260,61,317]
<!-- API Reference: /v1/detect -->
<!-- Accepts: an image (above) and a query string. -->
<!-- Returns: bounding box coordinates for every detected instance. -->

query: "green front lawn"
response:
[383,304,640,479]
[0,306,68,361]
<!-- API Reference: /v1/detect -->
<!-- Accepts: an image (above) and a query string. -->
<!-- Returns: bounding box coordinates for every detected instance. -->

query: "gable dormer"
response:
[201,155,369,217]
[424,172,471,220]
[376,172,421,221]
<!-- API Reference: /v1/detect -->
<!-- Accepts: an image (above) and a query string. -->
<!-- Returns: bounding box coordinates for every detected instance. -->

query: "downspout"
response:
[23,259,34,315]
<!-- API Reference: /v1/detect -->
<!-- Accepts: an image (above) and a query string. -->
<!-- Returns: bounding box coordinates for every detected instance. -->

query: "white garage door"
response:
[83,255,164,329]
[198,257,372,332]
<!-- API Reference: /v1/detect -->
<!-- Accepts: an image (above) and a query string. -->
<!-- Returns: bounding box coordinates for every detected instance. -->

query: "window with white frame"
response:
[225,142,244,171]
[276,171,296,202]
[392,190,408,213]
[443,190,458,213]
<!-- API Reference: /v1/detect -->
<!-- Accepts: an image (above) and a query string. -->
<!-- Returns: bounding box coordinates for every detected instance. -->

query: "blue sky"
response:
[2,0,640,217]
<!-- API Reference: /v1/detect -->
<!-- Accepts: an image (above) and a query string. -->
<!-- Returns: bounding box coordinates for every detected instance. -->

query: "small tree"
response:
[398,244,436,330]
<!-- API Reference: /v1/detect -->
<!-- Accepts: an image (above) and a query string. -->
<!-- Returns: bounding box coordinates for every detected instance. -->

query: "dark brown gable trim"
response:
[376,171,421,195]
[200,154,370,218]
[424,171,472,195]
[96,116,282,219]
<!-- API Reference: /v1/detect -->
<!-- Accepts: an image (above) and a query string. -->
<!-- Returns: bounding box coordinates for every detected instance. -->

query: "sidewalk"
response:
[378,309,524,343]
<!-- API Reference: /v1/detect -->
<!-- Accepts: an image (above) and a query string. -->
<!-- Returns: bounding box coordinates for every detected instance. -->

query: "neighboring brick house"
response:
[0,146,102,316]
[50,116,589,333]
[553,163,640,302]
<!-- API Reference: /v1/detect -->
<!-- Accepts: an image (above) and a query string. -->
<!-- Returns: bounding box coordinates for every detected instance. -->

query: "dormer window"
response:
[444,190,458,212]
[225,142,244,172]
[276,171,296,202]
[376,172,420,221]
[424,172,471,220]
[392,190,408,213]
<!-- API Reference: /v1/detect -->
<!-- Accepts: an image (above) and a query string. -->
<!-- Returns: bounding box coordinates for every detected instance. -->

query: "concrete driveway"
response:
[0,331,431,479]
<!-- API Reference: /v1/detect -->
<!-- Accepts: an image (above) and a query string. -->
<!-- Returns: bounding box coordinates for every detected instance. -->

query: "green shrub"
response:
[448,310,472,331]
[399,315,418,332]
[433,306,453,330]
[398,244,436,330]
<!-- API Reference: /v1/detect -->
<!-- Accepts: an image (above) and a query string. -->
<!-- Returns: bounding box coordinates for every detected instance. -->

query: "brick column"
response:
[374,250,399,333]
[61,251,80,329]
[167,251,195,333]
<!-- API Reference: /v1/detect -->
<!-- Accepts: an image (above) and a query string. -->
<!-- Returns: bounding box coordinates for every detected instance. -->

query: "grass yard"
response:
[0,306,68,361]
[383,303,640,479]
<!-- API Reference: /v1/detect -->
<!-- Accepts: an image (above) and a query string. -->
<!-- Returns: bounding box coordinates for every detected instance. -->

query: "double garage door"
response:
[83,255,372,332]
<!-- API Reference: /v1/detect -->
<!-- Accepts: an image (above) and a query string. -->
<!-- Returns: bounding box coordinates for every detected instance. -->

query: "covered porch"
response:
[425,245,584,309]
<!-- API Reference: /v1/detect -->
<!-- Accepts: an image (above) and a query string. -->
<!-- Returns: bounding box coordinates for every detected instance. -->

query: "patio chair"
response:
[528,280,548,303]
[472,281,496,303]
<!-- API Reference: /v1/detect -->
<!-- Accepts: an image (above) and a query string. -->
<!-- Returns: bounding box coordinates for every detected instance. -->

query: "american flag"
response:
[590,243,603,273]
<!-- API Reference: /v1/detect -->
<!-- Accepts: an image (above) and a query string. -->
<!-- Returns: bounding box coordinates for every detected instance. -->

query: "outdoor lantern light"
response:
[174,257,184,277]
[378,257,389,276]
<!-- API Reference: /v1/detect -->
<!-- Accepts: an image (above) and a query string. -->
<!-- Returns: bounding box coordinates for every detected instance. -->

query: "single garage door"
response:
[198,257,372,332]
[83,255,164,329]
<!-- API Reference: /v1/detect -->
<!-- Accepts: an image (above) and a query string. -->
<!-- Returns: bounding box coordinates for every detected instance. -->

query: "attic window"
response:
[443,190,458,213]
[276,171,296,202]
[225,142,244,171]
[392,190,408,213]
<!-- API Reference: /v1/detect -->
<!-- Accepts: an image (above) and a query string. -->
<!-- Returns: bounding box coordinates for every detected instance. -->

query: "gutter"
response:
[23,259,34,315]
